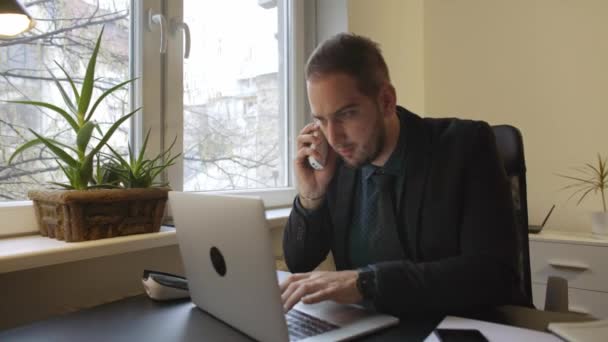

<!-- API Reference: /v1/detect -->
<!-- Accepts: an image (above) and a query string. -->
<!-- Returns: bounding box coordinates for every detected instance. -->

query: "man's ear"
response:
[378,82,397,117]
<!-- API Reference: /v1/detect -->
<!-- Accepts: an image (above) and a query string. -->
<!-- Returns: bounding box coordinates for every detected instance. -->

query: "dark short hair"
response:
[305,33,390,98]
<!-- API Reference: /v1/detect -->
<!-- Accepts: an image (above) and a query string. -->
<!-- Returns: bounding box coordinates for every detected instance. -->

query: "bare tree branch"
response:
[0,13,129,47]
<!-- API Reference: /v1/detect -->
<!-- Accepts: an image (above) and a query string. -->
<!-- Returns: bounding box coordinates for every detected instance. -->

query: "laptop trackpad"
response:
[294,301,371,327]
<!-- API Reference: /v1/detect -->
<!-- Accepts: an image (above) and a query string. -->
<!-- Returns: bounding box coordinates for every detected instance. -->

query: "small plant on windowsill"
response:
[557,154,608,238]
[102,130,180,189]
[6,27,176,242]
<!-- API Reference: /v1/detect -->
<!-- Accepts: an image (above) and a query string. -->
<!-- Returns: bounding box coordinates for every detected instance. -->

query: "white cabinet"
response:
[529,231,608,318]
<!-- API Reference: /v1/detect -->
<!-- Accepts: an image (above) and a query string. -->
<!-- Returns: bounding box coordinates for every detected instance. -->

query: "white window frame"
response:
[0,0,315,237]
[160,0,314,208]
[0,0,163,237]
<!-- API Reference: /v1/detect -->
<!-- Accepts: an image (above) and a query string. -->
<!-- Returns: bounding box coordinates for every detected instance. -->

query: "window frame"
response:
[160,0,314,207]
[0,0,163,237]
[0,0,315,237]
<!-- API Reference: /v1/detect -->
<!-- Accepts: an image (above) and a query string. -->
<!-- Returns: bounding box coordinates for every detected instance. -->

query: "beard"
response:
[342,103,386,168]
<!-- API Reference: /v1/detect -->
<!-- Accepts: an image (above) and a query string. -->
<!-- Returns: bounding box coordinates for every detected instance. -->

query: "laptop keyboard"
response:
[286,309,339,341]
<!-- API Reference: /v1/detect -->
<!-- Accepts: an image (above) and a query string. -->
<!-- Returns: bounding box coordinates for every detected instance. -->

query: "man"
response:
[280,33,527,317]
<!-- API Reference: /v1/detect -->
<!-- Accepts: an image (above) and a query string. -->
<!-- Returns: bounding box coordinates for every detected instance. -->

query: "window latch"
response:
[171,19,191,59]
[147,9,167,54]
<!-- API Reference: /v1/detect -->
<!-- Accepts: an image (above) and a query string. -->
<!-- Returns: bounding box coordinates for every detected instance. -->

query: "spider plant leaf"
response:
[29,130,78,168]
[8,138,79,165]
[90,107,140,157]
[8,139,44,165]
[561,183,590,191]
[79,154,94,188]
[85,78,137,122]
[77,121,97,155]
[94,124,104,136]
[46,66,78,115]
[136,129,152,168]
[49,182,74,190]
[556,174,596,185]
[57,162,76,188]
[150,154,180,181]
[49,139,79,154]
[92,157,101,185]
[150,164,172,180]
[78,26,104,121]
[127,142,134,165]
[576,187,596,206]
[54,61,80,104]
[106,144,131,168]
[7,100,79,133]
[584,163,601,178]
[566,185,592,201]
[599,155,608,177]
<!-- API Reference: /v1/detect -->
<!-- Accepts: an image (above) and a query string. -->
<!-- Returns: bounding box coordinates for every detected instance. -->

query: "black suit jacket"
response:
[283,107,525,316]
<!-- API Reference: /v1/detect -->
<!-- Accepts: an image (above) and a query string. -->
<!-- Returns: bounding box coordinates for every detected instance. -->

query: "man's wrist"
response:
[298,193,325,210]
[356,266,377,300]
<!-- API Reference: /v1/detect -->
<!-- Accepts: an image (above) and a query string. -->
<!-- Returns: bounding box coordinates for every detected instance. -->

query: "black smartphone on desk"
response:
[434,328,489,342]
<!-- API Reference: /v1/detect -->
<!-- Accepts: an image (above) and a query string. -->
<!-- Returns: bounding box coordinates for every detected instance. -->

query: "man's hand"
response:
[279,271,362,312]
[295,122,337,210]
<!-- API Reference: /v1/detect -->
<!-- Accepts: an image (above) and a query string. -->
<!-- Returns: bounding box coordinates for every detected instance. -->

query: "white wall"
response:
[348,0,425,114]
[348,0,608,232]
[423,0,608,231]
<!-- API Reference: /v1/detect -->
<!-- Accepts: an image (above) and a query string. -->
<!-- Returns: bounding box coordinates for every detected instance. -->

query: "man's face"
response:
[307,73,386,168]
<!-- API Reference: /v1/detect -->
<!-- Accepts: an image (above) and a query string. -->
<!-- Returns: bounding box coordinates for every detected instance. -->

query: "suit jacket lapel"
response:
[401,109,432,261]
[332,164,356,269]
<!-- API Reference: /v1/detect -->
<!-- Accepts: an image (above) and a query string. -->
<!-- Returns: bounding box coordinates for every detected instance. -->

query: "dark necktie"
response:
[365,170,405,263]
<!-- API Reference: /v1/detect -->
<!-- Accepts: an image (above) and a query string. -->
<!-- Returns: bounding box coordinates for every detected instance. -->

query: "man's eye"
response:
[339,110,356,119]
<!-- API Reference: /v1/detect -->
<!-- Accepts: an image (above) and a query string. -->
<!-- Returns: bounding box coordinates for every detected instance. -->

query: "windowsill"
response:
[0,208,291,274]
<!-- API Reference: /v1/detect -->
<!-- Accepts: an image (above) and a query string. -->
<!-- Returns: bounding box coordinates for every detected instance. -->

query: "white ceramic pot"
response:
[591,212,608,238]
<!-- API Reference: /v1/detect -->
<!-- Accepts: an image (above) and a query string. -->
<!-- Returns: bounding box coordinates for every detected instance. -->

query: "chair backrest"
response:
[492,125,533,305]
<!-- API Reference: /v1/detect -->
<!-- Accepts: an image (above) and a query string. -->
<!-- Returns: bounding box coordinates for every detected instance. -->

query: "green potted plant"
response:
[557,154,608,238]
[7,27,176,242]
[102,130,179,189]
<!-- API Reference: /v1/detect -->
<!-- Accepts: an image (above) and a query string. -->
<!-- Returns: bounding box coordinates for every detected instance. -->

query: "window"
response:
[181,0,287,192]
[0,0,311,234]
[163,0,310,206]
[0,0,131,201]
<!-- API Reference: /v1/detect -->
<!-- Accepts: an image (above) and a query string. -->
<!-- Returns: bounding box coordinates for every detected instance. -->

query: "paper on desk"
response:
[424,316,561,342]
[548,318,608,342]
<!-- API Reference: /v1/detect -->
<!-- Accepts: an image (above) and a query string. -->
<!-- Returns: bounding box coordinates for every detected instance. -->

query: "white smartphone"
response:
[308,127,328,170]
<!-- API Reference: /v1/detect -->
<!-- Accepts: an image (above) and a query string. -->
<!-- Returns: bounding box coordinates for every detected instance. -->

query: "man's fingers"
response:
[283,285,306,312]
[295,146,323,163]
[296,133,318,149]
[281,278,304,303]
[283,279,322,312]
[280,273,310,294]
[299,122,318,135]
[302,287,333,305]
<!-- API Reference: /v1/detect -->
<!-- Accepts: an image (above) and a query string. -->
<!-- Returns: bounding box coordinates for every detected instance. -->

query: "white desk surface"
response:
[530,230,608,246]
[424,316,561,342]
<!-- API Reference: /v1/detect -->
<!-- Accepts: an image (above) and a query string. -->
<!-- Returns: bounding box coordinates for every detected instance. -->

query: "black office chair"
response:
[492,125,569,312]
[492,125,533,307]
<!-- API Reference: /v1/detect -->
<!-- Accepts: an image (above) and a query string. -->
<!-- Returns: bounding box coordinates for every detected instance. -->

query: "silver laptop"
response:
[169,191,399,342]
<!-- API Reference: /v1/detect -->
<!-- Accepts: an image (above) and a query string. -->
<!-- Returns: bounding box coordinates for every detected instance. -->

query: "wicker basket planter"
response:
[28,188,169,242]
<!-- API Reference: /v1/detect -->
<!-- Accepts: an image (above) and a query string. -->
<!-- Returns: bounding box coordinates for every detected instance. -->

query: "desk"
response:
[0,294,595,342]
[0,295,440,341]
